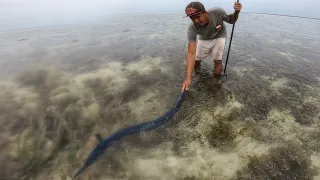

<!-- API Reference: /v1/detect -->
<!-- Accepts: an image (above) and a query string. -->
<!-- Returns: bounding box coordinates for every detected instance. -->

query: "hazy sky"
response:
[0,0,318,31]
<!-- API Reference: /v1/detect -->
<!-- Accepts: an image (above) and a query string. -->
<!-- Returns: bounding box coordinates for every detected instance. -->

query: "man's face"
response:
[190,12,208,27]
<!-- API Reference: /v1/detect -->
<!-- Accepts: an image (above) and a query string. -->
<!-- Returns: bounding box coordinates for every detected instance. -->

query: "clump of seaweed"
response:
[15,68,63,94]
[205,119,236,148]
[291,102,318,125]
[235,142,319,180]
[12,129,58,178]
[15,69,51,87]
[300,129,320,152]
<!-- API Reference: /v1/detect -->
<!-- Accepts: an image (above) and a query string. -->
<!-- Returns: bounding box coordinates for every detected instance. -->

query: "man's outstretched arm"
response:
[181,42,196,92]
[186,42,196,80]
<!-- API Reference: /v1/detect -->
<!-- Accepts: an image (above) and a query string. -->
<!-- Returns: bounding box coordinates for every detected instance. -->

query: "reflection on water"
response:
[0,13,319,180]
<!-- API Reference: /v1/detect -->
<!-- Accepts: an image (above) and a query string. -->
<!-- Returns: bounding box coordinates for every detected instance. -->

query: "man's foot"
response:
[213,60,222,75]
[213,73,221,79]
[213,60,223,84]
[212,73,221,85]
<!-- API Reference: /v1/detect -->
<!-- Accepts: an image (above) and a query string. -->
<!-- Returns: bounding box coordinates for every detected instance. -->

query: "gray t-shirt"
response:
[187,7,231,43]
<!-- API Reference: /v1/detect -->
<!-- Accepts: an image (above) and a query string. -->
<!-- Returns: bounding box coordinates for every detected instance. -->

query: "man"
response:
[181,1,242,91]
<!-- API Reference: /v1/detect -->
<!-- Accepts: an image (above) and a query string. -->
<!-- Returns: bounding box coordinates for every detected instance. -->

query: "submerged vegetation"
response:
[0,60,175,179]
[205,120,236,148]
[0,55,319,180]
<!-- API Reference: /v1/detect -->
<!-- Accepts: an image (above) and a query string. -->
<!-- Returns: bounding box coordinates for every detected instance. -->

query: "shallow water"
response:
[0,13,320,180]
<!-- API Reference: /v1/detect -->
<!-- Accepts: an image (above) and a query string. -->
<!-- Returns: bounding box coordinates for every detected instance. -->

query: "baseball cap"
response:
[184,1,206,18]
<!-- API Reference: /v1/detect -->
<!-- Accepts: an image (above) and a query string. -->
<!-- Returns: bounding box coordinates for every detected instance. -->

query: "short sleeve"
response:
[187,24,197,43]
[218,8,231,23]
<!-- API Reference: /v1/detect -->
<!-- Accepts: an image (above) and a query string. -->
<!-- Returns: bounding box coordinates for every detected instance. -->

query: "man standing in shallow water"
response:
[181,1,242,91]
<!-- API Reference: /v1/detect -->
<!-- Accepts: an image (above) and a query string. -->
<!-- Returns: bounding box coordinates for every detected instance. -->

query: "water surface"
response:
[0,12,319,180]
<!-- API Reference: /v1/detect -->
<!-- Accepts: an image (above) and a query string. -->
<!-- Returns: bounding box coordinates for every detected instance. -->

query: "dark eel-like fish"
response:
[73,89,187,179]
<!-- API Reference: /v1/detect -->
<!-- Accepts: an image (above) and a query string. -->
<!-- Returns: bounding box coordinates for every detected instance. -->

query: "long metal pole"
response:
[223,0,240,75]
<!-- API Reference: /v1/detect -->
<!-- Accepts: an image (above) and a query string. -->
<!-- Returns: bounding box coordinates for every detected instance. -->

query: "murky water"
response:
[0,13,320,180]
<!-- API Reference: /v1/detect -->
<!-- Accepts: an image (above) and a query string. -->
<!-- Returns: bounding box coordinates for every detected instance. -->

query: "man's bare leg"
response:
[212,38,225,81]
[194,60,201,74]
[213,60,222,79]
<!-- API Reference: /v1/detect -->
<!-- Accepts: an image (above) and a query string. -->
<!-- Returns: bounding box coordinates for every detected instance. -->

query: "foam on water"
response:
[232,66,253,77]
[270,77,289,90]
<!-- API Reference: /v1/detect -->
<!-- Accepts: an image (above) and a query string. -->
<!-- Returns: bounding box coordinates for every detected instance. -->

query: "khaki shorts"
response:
[196,38,226,61]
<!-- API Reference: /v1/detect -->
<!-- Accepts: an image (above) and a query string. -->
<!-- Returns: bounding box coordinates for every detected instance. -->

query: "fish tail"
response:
[73,166,87,179]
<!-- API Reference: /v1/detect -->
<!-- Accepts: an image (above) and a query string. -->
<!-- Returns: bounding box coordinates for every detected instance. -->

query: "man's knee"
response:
[195,59,201,68]
[213,59,222,74]
[214,60,222,65]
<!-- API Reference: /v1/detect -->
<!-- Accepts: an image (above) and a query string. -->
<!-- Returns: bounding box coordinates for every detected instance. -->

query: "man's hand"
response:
[233,2,242,12]
[181,78,191,92]
[228,1,242,24]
